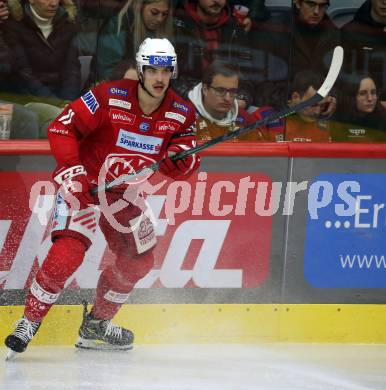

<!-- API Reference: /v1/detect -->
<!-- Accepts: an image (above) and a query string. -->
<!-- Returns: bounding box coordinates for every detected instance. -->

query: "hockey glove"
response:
[159,145,199,180]
[54,165,94,210]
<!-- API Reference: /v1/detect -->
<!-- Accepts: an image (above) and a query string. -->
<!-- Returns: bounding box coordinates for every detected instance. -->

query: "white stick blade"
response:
[317,46,344,98]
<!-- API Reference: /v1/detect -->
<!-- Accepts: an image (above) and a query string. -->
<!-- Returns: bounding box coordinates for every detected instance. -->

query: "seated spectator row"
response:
[0,0,386,143]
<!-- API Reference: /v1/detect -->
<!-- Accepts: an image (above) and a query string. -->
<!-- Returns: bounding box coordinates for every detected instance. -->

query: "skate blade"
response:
[5,349,19,361]
[75,337,133,351]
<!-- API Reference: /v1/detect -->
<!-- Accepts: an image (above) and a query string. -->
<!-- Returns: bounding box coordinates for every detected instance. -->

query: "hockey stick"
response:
[92,46,344,193]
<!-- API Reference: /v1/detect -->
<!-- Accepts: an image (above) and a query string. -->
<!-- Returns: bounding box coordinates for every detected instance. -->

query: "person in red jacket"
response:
[5,38,200,359]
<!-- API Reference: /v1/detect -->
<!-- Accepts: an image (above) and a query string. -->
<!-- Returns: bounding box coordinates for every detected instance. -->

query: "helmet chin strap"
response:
[139,74,156,99]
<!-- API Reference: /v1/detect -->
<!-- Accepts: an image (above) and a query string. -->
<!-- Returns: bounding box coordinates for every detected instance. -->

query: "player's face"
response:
[356,77,378,114]
[371,0,386,21]
[141,1,169,31]
[29,0,59,19]
[202,74,239,117]
[295,0,329,27]
[197,0,226,16]
[143,66,172,98]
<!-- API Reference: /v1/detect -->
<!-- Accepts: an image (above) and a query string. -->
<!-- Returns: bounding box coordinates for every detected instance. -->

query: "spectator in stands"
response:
[4,0,81,102]
[229,0,270,31]
[332,73,386,142]
[173,0,254,108]
[0,0,40,139]
[110,58,138,81]
[244,4,291,109]
[94,0,173,82]
[0,1,11,92]
[249,0,338,114]
[188,61,263,141]
[76,0,127,56]
[341,0,386,103]
[292,0,339,74]
[290,0,339,118]
[284,70,331,142]
[172,0,269,31]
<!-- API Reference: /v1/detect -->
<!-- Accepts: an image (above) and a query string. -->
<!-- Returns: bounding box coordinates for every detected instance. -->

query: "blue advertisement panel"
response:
[304,174,386,288]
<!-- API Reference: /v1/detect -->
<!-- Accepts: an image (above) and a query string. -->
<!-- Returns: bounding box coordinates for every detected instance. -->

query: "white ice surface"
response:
[1,344,386,390]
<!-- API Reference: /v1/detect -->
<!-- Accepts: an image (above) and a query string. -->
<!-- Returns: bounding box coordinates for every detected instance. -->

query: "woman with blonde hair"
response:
[95,0,173,82]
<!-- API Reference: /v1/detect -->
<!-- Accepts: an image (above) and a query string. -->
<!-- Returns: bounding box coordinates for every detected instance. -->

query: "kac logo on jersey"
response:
[81,91,99,114]
[117,129,163,154]
[109,87,128,97]
[139,122,150,132]
[104,153,156,183]
[149,55,173,66]
[172,101,188,113]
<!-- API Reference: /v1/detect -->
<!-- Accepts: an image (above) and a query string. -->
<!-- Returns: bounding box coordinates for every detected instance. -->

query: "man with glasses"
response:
[188,61,262,141]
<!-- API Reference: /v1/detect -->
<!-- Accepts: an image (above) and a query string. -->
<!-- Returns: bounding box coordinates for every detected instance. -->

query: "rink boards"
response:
[1,141,386,344]
[2,303,386,344]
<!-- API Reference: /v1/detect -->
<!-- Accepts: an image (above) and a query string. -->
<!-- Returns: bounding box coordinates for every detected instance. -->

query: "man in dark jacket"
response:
[289,0,338,116]
[4,0,81,102]
[249,0,338,113]
[341,0,386,101]
[173,0,254,107]
[291,0,340,80]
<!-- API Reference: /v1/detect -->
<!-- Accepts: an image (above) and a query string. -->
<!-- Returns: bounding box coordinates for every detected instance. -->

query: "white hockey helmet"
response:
[136,38,178,79]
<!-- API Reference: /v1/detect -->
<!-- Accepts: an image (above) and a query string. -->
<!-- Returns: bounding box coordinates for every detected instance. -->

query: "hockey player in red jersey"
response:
[5,38,200,359]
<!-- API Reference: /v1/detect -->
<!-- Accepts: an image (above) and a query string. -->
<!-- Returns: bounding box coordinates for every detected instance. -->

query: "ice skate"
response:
[75,303,134,351]
[5,317,41,360]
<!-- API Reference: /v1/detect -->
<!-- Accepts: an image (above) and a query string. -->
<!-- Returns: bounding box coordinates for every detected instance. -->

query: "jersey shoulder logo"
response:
[81,91,99,114]
[58,109,75,125]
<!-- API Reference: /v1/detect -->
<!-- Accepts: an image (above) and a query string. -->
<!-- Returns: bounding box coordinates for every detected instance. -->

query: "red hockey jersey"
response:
[48,79,199,185]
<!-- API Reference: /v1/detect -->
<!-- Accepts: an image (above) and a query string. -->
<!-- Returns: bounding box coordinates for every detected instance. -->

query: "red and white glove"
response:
[54,165,94,210]
[159,145,199,180]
